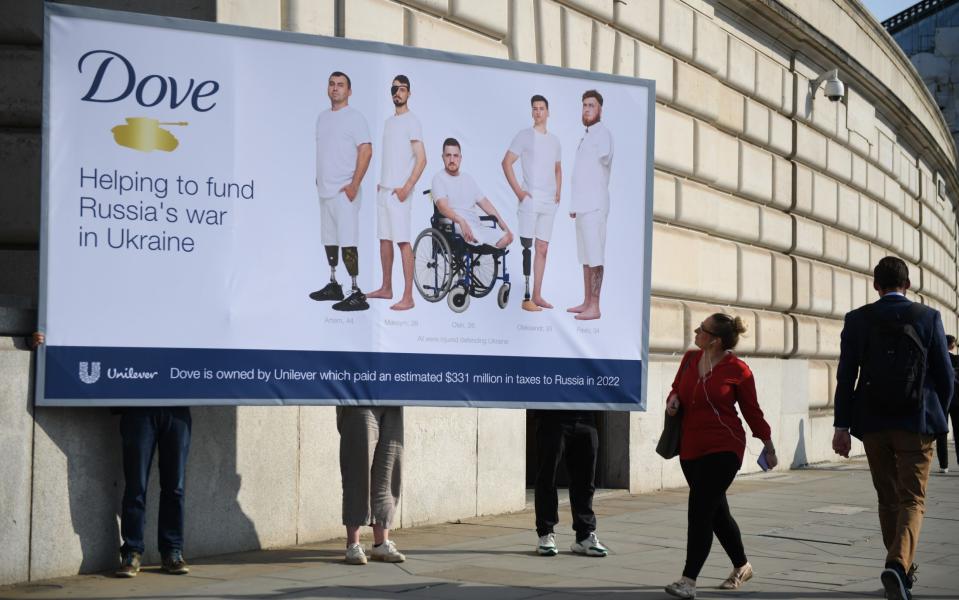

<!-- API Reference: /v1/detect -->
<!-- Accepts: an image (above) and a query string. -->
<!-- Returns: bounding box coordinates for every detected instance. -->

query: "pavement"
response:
[3,453,959,600]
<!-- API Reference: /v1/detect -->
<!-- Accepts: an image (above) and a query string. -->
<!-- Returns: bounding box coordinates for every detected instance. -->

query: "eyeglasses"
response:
[695,322,720,337]
[390,85,409,95]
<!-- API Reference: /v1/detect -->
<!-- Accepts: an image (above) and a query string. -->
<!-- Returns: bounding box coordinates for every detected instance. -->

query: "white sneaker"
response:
[665,576,697,599]
[370,540,405,563]
[537,533,558,556]
[570,532,608,557]
[940,467,949,474]
[344,543,367,565]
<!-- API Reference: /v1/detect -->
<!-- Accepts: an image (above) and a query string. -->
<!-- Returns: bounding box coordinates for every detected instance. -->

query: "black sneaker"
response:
[310,282,344,301]
[115,551,141,578]
[906,563,918,590]
[881,562,909,600]
[332,290,369,311]
[161,549,190,575]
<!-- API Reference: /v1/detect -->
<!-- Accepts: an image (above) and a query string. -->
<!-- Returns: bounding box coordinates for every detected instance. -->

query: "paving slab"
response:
[2,453,959,599]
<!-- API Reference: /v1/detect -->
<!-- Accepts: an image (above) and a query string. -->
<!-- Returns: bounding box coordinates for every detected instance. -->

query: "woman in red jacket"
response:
[663,313,777,599]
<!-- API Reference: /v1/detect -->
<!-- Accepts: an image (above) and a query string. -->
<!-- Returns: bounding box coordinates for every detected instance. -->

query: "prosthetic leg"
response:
[332,246,369,311]
[309,245,346,301]
[520,237,541,312]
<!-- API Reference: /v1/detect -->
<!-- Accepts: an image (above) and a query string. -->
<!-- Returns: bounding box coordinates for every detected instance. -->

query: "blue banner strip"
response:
[42,346,643,408]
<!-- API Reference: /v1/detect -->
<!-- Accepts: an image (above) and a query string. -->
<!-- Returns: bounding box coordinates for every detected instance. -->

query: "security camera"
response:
[810,68,845,103]
[823,75,845,102]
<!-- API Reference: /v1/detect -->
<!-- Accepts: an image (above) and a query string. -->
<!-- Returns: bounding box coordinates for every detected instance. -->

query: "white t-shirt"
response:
[379,111,423,189]
[570,122,614,213]
[315,106,371,198]
[431,170,484,218]
[507,127,561,198]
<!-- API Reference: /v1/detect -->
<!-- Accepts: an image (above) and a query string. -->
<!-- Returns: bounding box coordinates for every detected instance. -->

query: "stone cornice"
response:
[721,0,959,210]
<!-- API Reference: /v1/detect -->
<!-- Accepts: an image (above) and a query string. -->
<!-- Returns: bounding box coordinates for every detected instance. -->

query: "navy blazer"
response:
[833,294,954,439]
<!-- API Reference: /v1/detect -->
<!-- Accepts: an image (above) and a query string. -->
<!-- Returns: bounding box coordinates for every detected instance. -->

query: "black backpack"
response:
[857,303,927,416]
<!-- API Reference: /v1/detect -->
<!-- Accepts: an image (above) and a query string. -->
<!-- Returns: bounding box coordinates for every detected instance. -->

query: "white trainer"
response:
[665,576,697,599]
[370,540,405,563]
[344,543,367,565]
[537,533,558,556]
[570,532,608,557]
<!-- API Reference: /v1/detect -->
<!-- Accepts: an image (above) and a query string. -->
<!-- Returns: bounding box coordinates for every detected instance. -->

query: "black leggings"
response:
[680,452,747,580]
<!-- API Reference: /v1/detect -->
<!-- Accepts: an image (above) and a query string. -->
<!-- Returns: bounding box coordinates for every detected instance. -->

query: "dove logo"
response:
[79,361,101,384]
[77,49,220,112]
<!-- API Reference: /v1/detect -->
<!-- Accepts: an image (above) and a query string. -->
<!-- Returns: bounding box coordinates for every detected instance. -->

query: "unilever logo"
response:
[79,361,101,384]
[78,361,158,384]
[76,49,221,152]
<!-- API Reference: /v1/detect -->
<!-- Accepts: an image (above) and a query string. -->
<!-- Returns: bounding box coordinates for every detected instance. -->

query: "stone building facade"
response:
[885,0,959,155]
[1,0,957,585]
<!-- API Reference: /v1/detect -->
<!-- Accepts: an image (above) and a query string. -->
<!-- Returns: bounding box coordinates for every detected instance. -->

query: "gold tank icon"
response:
[111,117,188,152]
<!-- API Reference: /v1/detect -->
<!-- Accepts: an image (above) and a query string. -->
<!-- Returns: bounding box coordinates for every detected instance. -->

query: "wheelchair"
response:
[412,192,511,313]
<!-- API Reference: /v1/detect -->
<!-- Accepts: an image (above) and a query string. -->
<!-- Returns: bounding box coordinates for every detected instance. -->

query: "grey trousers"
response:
[336,406,403,529]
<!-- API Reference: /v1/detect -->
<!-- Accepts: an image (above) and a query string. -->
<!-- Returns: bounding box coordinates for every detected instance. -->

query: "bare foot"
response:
[533,297,553,309]
[567,303,587,313]
[574,307,601,320]
[390,298,414,311]
[366,288,393,300]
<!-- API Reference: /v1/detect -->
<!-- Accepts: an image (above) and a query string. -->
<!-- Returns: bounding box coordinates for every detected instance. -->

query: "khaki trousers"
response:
[337,406,403,529]
[862,429,935,569]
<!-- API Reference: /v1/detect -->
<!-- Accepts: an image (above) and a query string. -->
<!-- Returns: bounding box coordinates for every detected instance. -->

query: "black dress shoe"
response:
[332,290,369,311]
[310,282,344,301]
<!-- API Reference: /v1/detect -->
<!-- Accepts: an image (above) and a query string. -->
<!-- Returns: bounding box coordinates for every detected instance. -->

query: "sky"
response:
[861,0,918,22]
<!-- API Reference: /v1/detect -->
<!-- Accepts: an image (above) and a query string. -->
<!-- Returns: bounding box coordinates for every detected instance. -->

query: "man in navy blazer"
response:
[833,257,953,600]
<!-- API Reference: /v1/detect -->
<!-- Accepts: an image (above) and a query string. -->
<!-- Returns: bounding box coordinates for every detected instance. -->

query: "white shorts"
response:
[517,195,558,242]
[376,187,412,243]
[457,213,505,247]
[575,210,608,267]
[319,191,360,247]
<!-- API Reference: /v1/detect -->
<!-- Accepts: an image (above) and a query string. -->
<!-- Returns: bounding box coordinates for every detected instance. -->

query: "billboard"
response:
[38,4,655,409]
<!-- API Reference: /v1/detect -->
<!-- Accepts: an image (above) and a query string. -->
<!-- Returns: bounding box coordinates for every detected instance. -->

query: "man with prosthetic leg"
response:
[502,95,562,312]
[311,71,373,311]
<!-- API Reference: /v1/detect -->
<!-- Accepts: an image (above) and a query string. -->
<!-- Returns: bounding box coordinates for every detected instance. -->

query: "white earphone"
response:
[700,348,748,447]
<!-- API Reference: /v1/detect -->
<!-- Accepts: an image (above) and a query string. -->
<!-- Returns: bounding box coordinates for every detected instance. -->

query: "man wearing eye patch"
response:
[367,75,427,311]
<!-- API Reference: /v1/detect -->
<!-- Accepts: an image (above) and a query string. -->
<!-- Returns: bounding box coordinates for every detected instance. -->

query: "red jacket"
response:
[670,349,771,463]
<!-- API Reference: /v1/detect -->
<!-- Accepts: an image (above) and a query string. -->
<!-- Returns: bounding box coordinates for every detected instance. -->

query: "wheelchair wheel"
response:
[413,228,453,302]
[448,284,471,313]
[497,282,510,309]
[468,252,498,298]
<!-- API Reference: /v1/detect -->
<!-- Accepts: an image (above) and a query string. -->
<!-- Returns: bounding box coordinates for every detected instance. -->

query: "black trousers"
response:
[533,411,598,541]
[934,405,959,469]
[680,451,747,580]
[120,407,192,555]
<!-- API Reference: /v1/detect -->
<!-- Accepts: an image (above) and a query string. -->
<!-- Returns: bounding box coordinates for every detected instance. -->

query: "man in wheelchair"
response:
[412,138,513,311]
[431,138,513,251]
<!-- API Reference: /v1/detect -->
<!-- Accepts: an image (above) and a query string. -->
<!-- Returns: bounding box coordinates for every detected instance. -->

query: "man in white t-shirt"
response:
[367,75,427,311]
[311,71,373,312]
[502,95,562,313]
[432,138,513,250]
[568,89,613,321]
